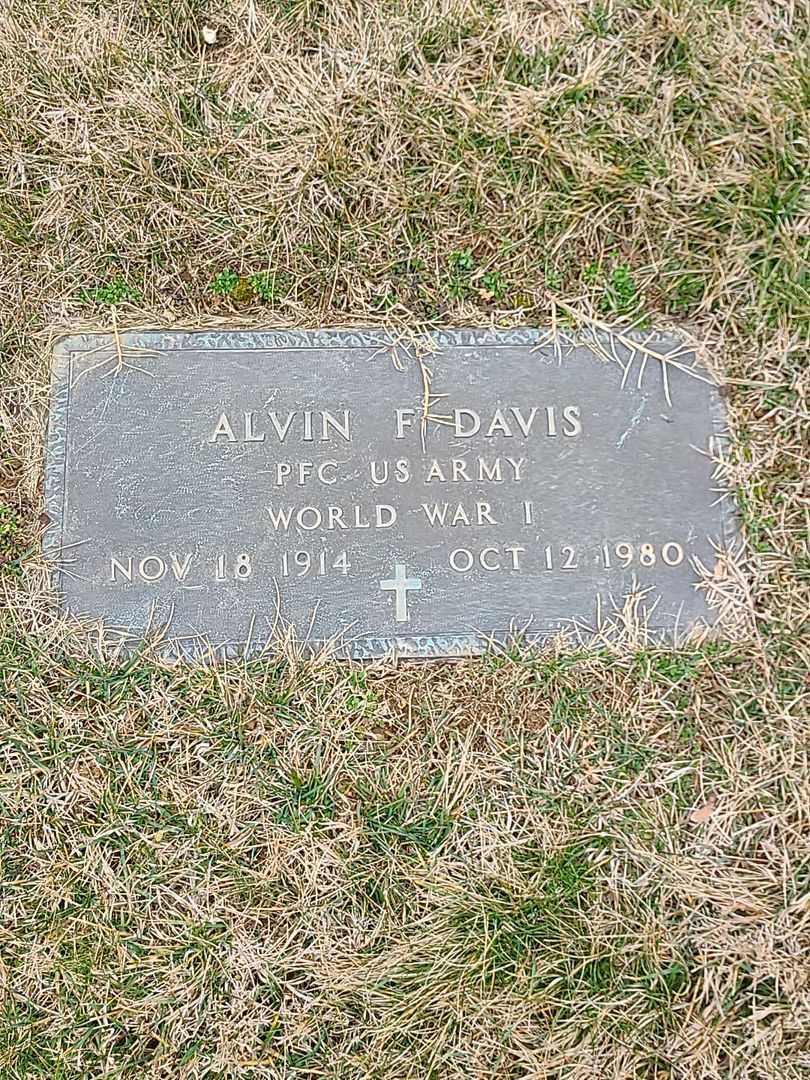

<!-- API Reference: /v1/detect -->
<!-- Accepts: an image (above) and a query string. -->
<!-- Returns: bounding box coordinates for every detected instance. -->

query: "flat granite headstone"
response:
[44,329,736,658]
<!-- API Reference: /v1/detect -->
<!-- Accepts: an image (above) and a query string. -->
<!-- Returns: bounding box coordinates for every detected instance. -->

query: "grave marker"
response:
[44,329,736,657]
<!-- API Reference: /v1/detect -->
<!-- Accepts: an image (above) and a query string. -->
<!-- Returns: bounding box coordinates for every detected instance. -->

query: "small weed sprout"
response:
[583,261,602,284]
[210,269,288,303]
[210,269,239,296]
[447,248,475,299]
[251,270,289,303]
[481,269,507,301]
[544,266,564,291]
[601,264,641,316]
[79,276,141,305]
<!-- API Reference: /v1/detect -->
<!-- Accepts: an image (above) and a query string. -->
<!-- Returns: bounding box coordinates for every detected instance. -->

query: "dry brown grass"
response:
[0,0,808,1077]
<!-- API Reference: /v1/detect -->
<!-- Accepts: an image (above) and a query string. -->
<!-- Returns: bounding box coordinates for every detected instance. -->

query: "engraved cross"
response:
[380,563,422,623]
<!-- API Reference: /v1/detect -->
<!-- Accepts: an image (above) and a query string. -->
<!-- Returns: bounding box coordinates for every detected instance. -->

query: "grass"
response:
[0,0,808,1077]
[1,644,806,1077]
